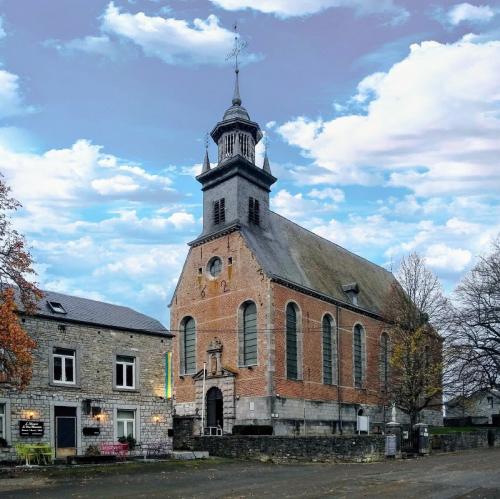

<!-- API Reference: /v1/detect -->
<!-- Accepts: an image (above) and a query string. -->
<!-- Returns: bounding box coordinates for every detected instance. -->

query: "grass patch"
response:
[430,426,484,435]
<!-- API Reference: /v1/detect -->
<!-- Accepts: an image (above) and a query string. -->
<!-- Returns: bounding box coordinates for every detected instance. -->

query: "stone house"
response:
[446,389,500,425]
[170,71,443,437]
[0,290,173,461]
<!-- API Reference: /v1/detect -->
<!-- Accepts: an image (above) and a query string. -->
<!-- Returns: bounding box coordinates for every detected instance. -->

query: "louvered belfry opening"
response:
[248,197,260,225]
[243,302,257,365]
[322,315,333,385]
[286,303,298,380]
[213,198,226,226]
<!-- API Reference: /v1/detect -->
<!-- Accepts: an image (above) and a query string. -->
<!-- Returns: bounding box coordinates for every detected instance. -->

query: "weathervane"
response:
[226,22,247,73]
[226,22,247,106]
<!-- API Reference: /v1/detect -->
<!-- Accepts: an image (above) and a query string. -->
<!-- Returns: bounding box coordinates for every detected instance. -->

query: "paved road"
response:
[1,448,500,498]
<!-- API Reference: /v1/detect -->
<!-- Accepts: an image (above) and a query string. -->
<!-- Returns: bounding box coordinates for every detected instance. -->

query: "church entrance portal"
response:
[206,387,223,429]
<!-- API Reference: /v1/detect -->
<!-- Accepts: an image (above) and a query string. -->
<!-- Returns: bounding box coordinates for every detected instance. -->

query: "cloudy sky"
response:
[1,0,499,325]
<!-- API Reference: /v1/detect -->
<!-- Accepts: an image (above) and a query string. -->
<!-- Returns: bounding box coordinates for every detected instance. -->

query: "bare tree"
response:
[383,253,448,427]
[449,236,500,395]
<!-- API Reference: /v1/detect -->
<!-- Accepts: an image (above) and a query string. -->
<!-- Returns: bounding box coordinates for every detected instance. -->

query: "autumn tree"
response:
[448,236,500,395]
[383,253,448,428]
[0,174,40,390]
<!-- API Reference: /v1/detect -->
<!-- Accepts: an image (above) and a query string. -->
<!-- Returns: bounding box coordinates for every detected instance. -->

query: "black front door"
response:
[206,387,223,428]
[55,406,77,458]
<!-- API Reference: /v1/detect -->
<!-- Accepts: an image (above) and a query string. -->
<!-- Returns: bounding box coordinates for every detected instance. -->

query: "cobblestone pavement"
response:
[1,448,500,498]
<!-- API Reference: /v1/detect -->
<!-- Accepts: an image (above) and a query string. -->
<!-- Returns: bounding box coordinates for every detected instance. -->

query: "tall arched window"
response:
[380,333,389,390]
[286,303,298,380]
[322,315,334,385]
[242,302,257,365]
[181,317,196,374]
[353,324,364,388]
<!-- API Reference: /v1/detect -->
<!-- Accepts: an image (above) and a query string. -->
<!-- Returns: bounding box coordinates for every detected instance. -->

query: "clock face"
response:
[208,257,222,278]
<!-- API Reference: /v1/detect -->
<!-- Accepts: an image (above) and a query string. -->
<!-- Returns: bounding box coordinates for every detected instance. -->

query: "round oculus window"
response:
[208,257,222,278]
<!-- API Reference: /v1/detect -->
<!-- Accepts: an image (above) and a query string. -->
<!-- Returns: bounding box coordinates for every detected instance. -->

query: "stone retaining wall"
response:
[431,429,500,453]
[185,435,385,463]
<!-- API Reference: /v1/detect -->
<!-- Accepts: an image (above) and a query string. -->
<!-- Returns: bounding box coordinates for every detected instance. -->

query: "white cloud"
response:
[0,69,26,119]
[447,3,496,25]
[308,187,345,203]
[100,2,255,65]
[91,175,140,195]
[48,35,118,58]
[209,0,409,23]
[278,39,500,197]
[167,211,195,230]
[424,244,472,272]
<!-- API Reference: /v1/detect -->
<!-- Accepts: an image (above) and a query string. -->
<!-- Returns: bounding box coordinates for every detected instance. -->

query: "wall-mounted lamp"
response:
[153,416,160,424]
[276,394,280,399]
[28,411,35,420]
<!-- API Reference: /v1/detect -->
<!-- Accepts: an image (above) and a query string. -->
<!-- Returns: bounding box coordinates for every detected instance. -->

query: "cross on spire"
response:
[225,22,247,106]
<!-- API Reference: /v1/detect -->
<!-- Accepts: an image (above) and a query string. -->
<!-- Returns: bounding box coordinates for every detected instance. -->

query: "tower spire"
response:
[263,135,271,174]
[226,22,246,107]
[202,133,210,173]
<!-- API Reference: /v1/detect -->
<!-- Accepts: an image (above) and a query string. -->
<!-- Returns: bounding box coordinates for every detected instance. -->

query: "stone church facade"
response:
[170,71,442,436]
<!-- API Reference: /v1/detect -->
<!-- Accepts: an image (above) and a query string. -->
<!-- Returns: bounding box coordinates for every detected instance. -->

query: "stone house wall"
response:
[0,316,172,461]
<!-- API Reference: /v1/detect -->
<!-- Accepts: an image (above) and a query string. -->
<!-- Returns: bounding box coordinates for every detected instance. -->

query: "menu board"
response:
[19,420,44,437]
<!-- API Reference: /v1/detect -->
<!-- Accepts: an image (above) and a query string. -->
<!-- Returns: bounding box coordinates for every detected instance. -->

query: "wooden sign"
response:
[19,420,44,437]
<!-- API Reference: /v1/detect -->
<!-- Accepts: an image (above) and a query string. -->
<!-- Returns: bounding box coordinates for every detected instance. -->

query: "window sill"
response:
[238,364,258,369]
[113,387,140,393]
[49,382,81,389]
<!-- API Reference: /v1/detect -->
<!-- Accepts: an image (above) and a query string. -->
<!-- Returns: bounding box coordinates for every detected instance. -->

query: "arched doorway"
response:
[206,387,223,429]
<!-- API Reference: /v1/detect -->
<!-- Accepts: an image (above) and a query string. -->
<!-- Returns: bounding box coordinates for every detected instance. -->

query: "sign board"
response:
[357,415,369,433]
[19,420,44,437]
[82,427,100,436]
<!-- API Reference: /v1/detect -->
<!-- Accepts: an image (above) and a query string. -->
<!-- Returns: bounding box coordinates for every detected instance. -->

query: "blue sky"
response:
[1,0,499,325]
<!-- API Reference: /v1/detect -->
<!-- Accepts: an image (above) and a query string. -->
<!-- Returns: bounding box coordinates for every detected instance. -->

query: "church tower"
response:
[195,66,276,239]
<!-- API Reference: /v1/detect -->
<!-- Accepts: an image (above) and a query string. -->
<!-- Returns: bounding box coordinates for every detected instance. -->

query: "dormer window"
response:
[48,301,67,314]
[342,283,359,306]
[213,198,225,225]
[248,197,260,225]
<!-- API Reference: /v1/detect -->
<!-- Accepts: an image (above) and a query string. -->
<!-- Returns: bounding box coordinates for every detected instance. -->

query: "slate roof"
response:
[242,212,397,317]
[16,289,171,336]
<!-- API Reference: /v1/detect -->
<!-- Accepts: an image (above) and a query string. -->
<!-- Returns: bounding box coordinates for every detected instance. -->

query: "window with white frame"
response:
[116,355,135,389]
[0,404,5,441]
[116,409,135,439]
[53,347,76,384]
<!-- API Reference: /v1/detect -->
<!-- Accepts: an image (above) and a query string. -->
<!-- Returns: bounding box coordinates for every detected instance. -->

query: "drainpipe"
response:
[336,304,343,434]
[201,362,206,435]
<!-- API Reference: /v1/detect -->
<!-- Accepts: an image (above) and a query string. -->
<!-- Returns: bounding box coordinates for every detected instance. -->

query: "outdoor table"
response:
[15,443,53,466]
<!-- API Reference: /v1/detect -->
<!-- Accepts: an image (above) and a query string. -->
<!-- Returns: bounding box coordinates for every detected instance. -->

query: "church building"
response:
[170,66,440,436]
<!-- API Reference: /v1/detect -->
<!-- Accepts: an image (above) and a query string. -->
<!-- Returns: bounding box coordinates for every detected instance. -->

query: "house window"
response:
[213,198,226,225]
[116,409,135,439]
[242,302,257,366]
[116,355,135,389]
[487,396,494,409]
[0,404,5,440]
[182,317,196,374]
[380,333,389,390]
[53,347,76,384]
[322,315,334,385]
[286,303,298,380]
[353,325,364,388]
[248,197,260,225]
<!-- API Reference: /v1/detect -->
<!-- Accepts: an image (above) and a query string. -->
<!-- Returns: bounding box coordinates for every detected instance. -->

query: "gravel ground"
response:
[1,448,500,498]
